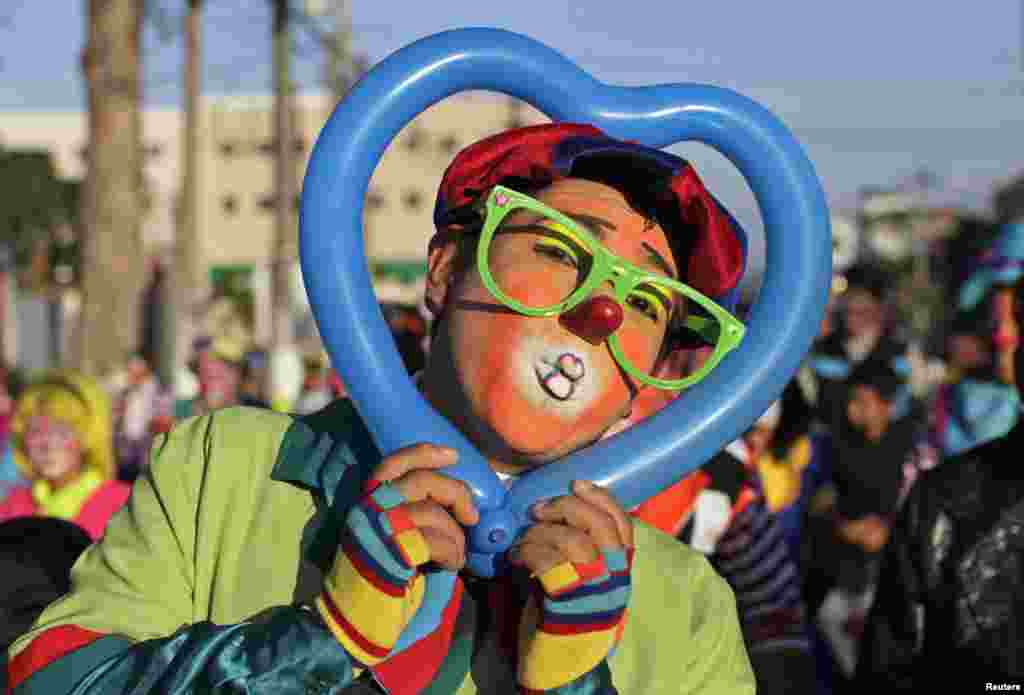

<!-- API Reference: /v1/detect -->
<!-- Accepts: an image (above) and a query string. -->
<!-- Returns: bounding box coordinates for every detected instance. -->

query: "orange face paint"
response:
[436,179,680,466]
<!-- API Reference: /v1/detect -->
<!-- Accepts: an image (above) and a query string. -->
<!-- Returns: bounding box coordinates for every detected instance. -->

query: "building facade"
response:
[0,93,548,354]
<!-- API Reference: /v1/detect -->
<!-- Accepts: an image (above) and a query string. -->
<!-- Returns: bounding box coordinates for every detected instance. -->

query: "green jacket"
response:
[8,401,754,694]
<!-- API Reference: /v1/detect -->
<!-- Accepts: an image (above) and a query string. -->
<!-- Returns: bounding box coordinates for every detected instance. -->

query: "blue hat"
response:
[958,222,1024,310]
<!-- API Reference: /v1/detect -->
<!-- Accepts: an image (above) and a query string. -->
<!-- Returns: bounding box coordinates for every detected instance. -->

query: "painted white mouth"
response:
[535,363,576,400]
[512,336,606,419]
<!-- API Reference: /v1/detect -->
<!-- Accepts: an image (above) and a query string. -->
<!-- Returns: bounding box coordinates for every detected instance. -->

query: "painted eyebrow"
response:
[640,242,676,280]
[505,208,677,280]
[553,211,677,280]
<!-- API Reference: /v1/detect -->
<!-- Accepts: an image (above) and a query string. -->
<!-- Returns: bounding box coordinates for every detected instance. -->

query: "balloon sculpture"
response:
[300,28,831,577]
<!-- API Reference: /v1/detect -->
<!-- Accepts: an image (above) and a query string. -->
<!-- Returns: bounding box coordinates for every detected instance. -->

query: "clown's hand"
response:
[316,444,478,667]
[510,480,634,692]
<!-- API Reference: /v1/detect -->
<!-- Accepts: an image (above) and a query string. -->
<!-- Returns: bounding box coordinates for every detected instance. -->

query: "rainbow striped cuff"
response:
[317,482,429,666]
[518,548,633,691]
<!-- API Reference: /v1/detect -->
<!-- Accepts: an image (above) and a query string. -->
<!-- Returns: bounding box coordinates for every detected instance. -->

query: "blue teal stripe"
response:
[545,586,631,616]
[345,508,413,582]
[12,635,133,695]
[370,483,406,511]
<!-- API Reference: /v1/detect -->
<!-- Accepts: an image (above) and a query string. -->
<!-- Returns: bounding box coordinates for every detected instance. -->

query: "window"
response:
[144,143,164,159]
[258,140,277,156]
[222,194,239,216]
[403,189,424,211]
[439,134,459,155]
[366,188,387,211]
[293,137,307,154]
[257,194,277,211]
[404,129,425,152]
[220,141,238,157]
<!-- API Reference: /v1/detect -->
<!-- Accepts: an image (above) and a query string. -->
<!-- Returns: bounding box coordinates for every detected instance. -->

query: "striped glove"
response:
[517,547,633,693]
[315,479,430,668]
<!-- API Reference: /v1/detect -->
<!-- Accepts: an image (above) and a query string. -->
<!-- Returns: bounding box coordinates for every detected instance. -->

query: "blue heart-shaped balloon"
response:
[300,28,831,577]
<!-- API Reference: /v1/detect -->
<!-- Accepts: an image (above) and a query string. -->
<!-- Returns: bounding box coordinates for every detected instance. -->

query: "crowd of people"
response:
[0,121,1021,693]
[0,301,431,657]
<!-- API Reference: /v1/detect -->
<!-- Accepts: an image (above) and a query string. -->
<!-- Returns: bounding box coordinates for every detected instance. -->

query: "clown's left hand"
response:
[510,480,634,692]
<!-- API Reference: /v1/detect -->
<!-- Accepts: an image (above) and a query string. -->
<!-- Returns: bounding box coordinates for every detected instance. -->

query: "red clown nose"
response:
[560,295,624,345]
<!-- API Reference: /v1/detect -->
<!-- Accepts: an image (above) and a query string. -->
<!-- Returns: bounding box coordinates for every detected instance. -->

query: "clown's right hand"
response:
[315,444,478,667]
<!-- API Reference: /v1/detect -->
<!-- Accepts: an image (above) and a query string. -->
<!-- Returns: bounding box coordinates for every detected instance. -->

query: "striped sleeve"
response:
[711,496,811,655]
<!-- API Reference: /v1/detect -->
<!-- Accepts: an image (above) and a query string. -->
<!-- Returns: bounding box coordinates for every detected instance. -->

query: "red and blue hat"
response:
[432,123,748,311]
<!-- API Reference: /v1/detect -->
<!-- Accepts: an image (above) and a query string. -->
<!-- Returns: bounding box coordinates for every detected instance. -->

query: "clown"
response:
[929,221,1024,458]
[0,373,129,542]
[8,124,756,695]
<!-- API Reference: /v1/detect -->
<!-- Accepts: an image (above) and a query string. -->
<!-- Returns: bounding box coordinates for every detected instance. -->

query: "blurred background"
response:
[1,4,1024,689]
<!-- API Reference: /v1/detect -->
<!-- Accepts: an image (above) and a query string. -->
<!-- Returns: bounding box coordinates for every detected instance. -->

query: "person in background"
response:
[112,352,171,483]
[380,302,430,375]
[0,363,25,499]
[855,274,1024,686]
[927,221,1024,462]
[175,336,247,420]
[746,381,833,567]
[0,373,130,542]
[929,305,1019,459]
[956,220,1024,388]
[807,264,914,435]
[292,350,334,416]
[617,353,817,693]
[0,517,92,652]
[239,349,272,410]
[803,357,929,688]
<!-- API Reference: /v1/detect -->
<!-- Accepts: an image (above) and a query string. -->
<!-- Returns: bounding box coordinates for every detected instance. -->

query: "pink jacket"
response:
[0,480,131,541]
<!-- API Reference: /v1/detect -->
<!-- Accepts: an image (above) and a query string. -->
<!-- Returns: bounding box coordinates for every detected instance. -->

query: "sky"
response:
[1,1,1022,272]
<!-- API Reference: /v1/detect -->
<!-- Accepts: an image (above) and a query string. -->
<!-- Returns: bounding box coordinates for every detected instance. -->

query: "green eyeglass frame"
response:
[475,185,747,391]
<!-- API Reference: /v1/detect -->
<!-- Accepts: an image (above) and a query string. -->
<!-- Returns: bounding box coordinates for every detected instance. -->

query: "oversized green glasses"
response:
[476,185,746,391]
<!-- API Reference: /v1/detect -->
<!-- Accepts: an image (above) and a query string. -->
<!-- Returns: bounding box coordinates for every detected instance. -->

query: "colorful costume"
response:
[8,402,754,694]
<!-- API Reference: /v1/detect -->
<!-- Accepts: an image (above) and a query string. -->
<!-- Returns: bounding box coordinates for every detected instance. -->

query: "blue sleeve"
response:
[12,606,363,695]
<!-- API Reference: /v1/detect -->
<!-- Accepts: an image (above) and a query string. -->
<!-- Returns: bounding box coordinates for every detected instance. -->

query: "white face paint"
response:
[511,334,608,420]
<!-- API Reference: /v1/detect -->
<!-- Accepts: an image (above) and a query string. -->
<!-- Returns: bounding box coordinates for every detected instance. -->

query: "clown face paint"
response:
[513,335,606,414]
[425,179,679,470]
[23,415,83,488]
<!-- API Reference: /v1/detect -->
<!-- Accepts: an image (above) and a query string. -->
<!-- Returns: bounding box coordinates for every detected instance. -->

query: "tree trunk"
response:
[168,0,203,388]
[77,0,145,379]
[271,0,296,352]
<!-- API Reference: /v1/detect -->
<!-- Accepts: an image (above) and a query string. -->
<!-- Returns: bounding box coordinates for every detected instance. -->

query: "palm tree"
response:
[77,0,146,377]
[270,0,296,352]
[169,0,203,386]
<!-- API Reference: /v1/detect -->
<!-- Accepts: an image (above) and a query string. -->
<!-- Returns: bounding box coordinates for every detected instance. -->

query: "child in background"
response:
[0,373,129,542]
[804,357,927,686]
